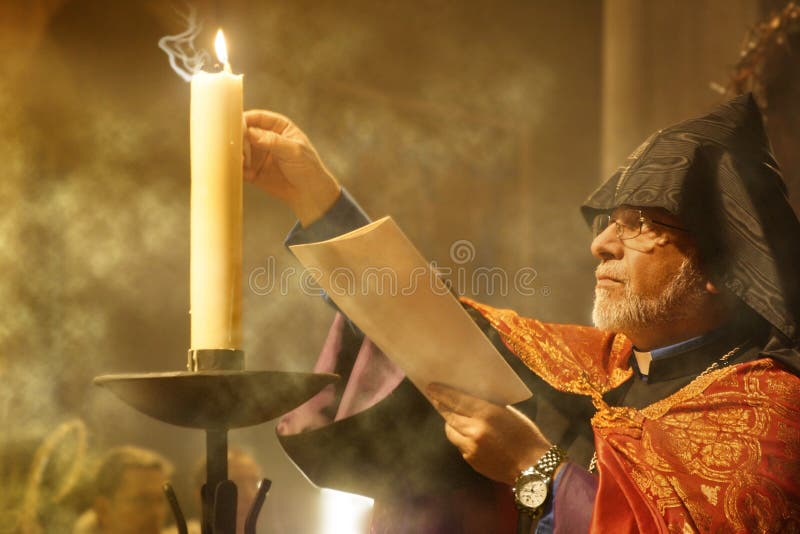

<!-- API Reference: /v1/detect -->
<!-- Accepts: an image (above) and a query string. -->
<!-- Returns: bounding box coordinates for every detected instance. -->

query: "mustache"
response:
[595,262,628,283]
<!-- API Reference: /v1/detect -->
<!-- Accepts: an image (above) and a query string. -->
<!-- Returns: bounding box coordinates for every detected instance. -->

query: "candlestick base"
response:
[94,361,337,533]
[94,370,337,429]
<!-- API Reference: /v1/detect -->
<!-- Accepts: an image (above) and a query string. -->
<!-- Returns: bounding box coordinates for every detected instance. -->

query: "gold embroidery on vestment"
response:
[459,299,800,531]
[700,484,719,506]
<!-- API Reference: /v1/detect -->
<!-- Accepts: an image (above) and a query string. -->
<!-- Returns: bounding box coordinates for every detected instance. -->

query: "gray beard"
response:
[592,258,706,333]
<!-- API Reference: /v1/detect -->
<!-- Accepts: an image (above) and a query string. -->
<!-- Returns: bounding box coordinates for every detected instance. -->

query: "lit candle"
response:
[189,29,243,350]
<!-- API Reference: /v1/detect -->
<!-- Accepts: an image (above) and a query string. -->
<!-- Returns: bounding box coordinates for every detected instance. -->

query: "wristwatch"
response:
[512,445,567,518]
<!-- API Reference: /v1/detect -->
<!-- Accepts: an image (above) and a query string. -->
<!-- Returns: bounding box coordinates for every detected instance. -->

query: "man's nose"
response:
[590,224,623,261]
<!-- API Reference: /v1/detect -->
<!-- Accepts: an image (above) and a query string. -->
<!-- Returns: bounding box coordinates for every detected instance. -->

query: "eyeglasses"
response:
[592,207,688,240]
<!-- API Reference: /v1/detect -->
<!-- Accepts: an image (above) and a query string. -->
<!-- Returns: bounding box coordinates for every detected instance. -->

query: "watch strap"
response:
[534,444,567,479]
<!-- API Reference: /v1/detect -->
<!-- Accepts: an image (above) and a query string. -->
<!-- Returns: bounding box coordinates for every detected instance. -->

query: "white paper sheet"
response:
[290,216,532,406]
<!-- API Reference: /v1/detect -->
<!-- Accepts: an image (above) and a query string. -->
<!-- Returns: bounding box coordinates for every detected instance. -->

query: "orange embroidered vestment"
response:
[462,298,800,533]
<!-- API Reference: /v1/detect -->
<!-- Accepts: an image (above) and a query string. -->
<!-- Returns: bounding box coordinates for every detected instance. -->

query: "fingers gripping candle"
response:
[190,29,243,355]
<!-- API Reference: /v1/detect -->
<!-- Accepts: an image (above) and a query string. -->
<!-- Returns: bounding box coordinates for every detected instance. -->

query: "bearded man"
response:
[245,94,800,533]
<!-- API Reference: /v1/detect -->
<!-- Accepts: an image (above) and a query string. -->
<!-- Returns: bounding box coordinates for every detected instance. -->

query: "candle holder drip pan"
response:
[94,370,337,429]
[95,364,338,534]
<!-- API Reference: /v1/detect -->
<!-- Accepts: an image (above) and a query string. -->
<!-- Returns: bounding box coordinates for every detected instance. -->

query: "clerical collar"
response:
[630,327,741,383]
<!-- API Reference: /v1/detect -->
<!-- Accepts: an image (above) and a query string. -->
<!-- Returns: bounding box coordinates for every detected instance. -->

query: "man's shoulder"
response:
[643,357,800,421]
[711,356,800,401]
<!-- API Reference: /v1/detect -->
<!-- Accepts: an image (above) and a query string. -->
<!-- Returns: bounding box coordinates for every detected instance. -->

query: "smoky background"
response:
[0,0,785,532]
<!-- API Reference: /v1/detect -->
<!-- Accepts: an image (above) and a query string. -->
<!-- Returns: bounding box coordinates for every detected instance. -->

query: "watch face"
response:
[518,479,548,509]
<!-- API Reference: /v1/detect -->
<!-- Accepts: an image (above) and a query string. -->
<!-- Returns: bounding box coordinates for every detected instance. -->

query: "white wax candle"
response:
[189,32,243,350]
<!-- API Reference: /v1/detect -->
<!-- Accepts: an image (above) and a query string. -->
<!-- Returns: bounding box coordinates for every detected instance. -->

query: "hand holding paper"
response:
[426,382,551,485]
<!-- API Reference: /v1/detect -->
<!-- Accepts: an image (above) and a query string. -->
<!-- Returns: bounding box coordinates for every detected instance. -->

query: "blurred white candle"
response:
[190,29,243,350]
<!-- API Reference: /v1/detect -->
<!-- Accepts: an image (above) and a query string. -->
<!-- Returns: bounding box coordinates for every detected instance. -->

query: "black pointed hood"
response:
[581,93,800,344]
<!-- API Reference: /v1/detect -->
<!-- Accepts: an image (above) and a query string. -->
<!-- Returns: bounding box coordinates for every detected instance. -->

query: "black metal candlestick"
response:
[95,348,337,534]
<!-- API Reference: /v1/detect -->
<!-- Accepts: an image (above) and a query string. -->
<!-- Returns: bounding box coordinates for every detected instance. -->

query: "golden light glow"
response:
[214,29,228,67]
[320,489,373,534]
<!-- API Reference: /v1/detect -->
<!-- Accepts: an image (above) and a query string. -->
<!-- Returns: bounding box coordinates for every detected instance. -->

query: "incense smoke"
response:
[157,4,210,81]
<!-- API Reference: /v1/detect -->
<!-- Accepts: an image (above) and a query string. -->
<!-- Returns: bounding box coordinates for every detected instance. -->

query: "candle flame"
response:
[214,29,229,67]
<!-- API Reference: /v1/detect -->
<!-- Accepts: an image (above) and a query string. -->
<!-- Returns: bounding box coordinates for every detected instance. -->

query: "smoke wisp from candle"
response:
[157,4,209,82]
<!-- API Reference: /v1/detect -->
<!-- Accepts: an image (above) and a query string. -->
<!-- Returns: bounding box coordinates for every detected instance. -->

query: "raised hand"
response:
[244,110,341,226]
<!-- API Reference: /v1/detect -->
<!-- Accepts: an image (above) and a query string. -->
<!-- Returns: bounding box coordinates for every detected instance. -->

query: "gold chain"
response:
[695,344,742,379]
[588,452,598,473]
[586,343,746,472]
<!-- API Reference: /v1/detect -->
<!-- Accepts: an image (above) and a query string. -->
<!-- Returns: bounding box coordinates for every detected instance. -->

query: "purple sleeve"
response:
[276,311,404,437]
[552,462,597,534]
[276,188,404,436]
